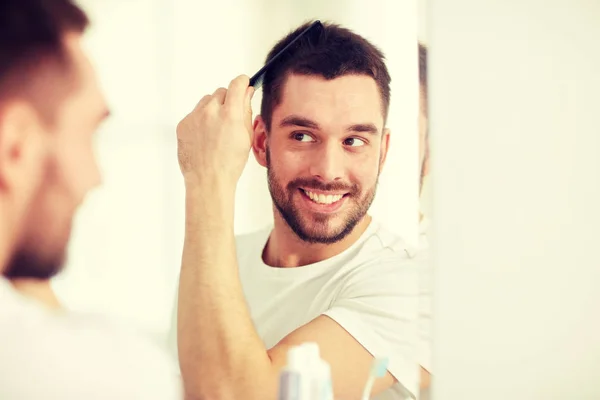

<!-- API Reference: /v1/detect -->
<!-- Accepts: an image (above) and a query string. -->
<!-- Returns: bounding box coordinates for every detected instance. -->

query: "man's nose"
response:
[90,160,102,190]
[308,142,345,182]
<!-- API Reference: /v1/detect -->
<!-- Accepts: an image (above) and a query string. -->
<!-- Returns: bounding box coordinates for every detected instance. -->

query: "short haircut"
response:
[260,20,392,131]
[418,41,428,113]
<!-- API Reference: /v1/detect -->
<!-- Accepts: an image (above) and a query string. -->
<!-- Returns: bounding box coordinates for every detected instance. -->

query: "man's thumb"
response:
[245,86,255,112]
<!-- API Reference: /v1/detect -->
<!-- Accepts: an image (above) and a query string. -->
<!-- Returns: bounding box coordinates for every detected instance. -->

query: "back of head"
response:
[260,20,392,131]
[0,0,88,122]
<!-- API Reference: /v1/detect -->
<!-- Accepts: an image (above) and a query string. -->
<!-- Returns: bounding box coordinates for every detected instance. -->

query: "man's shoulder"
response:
[355,219,415,264]
[336,221,420,288]
[0,301,182,399]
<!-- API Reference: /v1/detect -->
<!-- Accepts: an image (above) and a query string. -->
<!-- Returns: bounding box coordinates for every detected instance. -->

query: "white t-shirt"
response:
[168,219,420,399]
[0,278,182,400]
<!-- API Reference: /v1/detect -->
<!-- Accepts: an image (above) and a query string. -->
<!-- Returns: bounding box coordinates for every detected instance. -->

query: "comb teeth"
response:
[249,74,264,89]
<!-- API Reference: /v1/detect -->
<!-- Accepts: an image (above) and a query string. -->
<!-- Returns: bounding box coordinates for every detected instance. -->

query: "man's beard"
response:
[266,150,378,244]
[4,155,72,280]
[3,246,65,280]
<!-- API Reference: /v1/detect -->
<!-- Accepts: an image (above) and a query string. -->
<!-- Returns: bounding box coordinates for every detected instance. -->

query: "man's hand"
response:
[176,75,255,189]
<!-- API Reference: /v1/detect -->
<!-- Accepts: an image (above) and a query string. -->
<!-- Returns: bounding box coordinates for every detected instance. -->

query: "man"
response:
[416,41,433,399]
[171,21,420,400]
[0,1,182,397]
[418,42,431,209]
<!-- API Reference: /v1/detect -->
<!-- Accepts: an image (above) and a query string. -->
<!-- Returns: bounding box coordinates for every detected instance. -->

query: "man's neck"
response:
[263,213,372,268]
[11,278,63,309]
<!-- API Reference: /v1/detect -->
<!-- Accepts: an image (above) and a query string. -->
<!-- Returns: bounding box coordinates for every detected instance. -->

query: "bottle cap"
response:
[286,345,307,370]
[300,342,320,368]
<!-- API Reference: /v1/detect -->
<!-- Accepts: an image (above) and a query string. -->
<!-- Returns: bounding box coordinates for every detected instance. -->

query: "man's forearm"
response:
[177,183,277,400]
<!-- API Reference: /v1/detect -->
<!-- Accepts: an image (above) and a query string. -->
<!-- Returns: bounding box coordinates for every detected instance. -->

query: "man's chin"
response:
[292,219,354,244]
[276,198,363,244]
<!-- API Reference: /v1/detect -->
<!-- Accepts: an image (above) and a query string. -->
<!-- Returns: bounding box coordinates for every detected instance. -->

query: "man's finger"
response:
[244,86,255,117]
[193,94,212,111]
[212,87,227,105]
[244,86,255,140]
[224,75,250,111]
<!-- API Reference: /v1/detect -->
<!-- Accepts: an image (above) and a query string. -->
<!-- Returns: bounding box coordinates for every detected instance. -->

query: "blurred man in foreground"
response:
[0,1,181,398]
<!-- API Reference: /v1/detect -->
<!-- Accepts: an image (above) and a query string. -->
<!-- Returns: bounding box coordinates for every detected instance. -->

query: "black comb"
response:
[249,20,323,89]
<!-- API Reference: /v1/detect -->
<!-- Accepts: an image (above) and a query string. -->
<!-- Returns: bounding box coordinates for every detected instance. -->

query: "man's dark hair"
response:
[418,41,427,112]
[419,42,427,90]
[0,0,89,120]
[260,20,391,131]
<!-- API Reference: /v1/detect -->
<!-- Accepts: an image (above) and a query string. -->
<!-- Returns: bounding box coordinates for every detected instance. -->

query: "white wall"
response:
[53,0,419,345]
[429,0,600,398]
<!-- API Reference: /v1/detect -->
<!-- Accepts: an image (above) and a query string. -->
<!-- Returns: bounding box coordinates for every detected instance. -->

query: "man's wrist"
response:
[184,170,238,191]
[184,177,236,230]
[184,175,237,200]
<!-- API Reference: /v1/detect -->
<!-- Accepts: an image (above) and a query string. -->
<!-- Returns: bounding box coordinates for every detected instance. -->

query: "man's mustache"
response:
[287,178,358,195]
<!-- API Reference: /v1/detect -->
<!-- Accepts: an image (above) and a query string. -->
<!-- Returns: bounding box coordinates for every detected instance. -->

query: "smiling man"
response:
[171,21,420,400]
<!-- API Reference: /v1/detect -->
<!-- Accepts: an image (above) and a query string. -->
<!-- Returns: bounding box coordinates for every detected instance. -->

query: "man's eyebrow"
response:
[279,115,320,130]
[279,115,380,135]
[347,123,379,135]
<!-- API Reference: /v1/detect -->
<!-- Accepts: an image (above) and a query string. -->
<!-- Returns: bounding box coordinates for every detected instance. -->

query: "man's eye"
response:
[292,133,315,142]
[344,137,366,147]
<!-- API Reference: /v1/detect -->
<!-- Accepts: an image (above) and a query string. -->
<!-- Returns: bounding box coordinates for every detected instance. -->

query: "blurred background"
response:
[51,0,421,347]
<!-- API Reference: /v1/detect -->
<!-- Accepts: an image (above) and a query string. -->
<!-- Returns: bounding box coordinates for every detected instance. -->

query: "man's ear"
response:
[252,115,268,168]
[379,127,391,170]
[0,101,45,192]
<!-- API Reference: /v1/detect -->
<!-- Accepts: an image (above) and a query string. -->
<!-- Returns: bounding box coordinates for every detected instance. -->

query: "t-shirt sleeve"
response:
[105,323,184,400]
[0,312,184,400]
[322,253,420,398]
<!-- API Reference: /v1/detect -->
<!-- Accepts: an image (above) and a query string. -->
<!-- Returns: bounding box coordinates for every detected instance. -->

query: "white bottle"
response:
[315,358,334,400]
[278,345,309,400]
[300,342,334,400]
[300,342,321,400]
[277,342,335,400]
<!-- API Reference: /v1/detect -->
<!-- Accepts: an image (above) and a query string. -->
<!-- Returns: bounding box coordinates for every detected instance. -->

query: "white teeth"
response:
[304,190,343,204]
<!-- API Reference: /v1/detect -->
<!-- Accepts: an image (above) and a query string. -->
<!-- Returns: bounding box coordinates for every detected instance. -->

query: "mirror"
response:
[31,0,428,399]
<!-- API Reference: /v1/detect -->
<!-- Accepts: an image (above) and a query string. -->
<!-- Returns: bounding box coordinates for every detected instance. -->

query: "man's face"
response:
[4,33,108,279]
[419,85,429,193]
[254,73,389,244]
